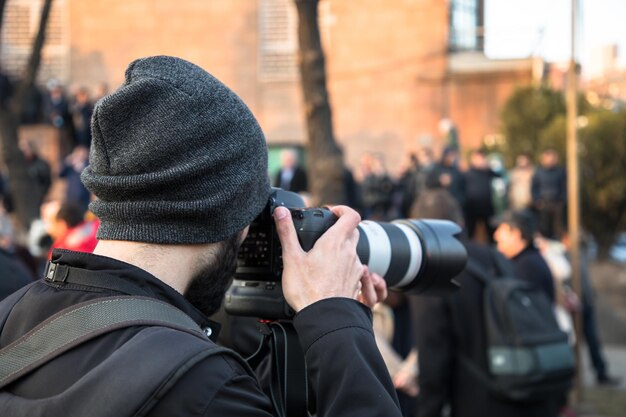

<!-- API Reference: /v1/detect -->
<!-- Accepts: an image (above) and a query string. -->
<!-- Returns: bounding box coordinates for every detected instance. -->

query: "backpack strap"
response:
[465,248,516,284]
[464,259,494,284]
[458,354,498,391]
[0,296,208,390]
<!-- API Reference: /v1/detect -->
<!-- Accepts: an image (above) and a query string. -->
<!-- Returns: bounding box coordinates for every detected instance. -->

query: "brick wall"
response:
[9,0,537,178]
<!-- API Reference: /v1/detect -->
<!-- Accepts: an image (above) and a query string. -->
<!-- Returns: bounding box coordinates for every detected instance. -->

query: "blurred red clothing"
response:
[49,220,98,258]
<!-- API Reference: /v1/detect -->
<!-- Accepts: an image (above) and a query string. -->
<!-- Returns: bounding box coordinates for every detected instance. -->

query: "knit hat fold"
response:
[81,55,271,244]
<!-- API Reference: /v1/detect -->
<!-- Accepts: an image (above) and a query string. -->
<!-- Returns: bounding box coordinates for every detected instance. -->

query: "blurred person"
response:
[360,152,394,220]
[44,81,75,155]
[59,145,91,213]
[70,87,94,148]
[533,235,588,417]
[395,153,420,218]
[0,66,13,109]
[0,211,35,300]
[0,173,8,211]
[93,82,109,102]
[372,291,419,417]
[0,56,400,417]
[18,140,52,208]
[395,148,436,219]
[21,84,45,125]
[493,209,555,303]
[274,147,308,193]
[427,146,466,209]
[406,147,436,217]
[342,165,364,214]
[414,147,436,192]
[508,153,535,210]
[535,235,577,347]
[487,153,509,216]
[42,200,98,257]
[411,188,560,417]
[0,206,38,278]
[463,149,498,243]
[560,233,622,386]
[532,149,566,239]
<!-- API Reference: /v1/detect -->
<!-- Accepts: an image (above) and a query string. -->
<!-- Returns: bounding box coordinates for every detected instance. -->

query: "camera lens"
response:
[356,219,466,295]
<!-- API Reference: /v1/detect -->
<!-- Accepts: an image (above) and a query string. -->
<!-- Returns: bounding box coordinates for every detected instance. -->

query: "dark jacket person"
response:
[411,189,560,417]
[493,209,556,303]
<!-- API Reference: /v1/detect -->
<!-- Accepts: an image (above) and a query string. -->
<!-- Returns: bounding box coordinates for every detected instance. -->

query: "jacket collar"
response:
[50,249,221,339]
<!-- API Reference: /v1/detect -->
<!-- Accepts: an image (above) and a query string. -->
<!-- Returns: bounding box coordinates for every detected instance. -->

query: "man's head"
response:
[417,147,433,167]
[75,87,90,105]
[43,200,85,241]
[280,148,298,170]
[515,153,532,168]
[81,56,271,245]
[441,146,458,167]
[540,149,559,168]
[410,188,464,227]
[81,56,272,315]
[493,209,537,258]
[469,149,487,169]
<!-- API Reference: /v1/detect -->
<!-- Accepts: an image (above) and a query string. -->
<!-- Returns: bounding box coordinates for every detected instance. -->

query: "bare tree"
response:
[294,0,347,205]
[0,0,54,231]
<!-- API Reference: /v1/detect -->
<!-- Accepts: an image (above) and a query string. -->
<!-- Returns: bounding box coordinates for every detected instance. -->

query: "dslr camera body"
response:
[225,188,467,319]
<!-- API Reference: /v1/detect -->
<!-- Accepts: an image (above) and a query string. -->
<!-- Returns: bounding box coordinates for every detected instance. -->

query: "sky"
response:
[484,0,626,79]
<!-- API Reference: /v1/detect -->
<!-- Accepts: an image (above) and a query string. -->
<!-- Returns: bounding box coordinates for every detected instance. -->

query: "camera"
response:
[224,188,467,319]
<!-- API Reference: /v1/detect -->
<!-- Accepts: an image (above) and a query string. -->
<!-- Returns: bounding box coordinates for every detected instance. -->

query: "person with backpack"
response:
[0,56,398,417]
[493,209,556,303]
[411,188,565,417]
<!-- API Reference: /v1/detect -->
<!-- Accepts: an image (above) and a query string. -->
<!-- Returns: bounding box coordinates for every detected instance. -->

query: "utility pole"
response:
[566,0,584,404]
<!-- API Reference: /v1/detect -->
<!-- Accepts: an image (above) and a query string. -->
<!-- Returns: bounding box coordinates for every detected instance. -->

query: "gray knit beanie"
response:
[81,56,271,244]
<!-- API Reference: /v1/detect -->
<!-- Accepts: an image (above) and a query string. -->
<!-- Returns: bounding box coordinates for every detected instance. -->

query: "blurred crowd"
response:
[0,77,621,417]
[0,80,102,297]
[274,145,619,417]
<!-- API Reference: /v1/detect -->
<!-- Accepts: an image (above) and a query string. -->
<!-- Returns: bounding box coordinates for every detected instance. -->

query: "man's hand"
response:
[357,267,388,308]
[274,205,381,312]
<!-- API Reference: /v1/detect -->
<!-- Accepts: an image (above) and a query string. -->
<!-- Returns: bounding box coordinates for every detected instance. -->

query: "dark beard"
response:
[184,233,241,317]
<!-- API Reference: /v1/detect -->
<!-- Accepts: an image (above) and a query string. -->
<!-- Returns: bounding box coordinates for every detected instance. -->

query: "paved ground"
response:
[571,261,626,417]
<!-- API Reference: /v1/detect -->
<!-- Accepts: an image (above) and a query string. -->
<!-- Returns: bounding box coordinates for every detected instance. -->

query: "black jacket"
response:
[532,166,566,204]
[413,242,560,417]
[0,249,401,417]
[464,168,496,216]
[0,248,34,301]
[274,167,308,193]
[427,164,466,208]
[511,244,556,303]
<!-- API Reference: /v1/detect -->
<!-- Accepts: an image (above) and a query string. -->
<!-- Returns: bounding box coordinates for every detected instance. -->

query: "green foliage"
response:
[579,109,626,249]
[500,85,565,166]
[501,85,626,253]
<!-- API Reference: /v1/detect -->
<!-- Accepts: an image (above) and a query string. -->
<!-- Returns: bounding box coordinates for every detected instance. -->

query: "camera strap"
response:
[247,321,309,417]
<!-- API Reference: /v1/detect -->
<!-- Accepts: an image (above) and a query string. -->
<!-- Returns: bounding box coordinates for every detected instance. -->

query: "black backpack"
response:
[462,250,575,402]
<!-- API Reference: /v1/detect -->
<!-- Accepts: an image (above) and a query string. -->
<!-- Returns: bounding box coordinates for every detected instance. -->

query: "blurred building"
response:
[584,44,626,111]
[1,0,540,174]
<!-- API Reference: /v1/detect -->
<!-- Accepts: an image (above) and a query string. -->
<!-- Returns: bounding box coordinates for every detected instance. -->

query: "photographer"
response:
[0,56,400,417]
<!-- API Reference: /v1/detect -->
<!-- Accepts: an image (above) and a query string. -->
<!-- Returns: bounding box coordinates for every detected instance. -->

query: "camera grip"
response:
[290,208,337,251]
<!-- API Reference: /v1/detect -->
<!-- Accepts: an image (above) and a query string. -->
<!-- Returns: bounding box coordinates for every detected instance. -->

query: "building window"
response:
[0,0,69,84]
[449,0,483,52]
[258,0,298,82]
